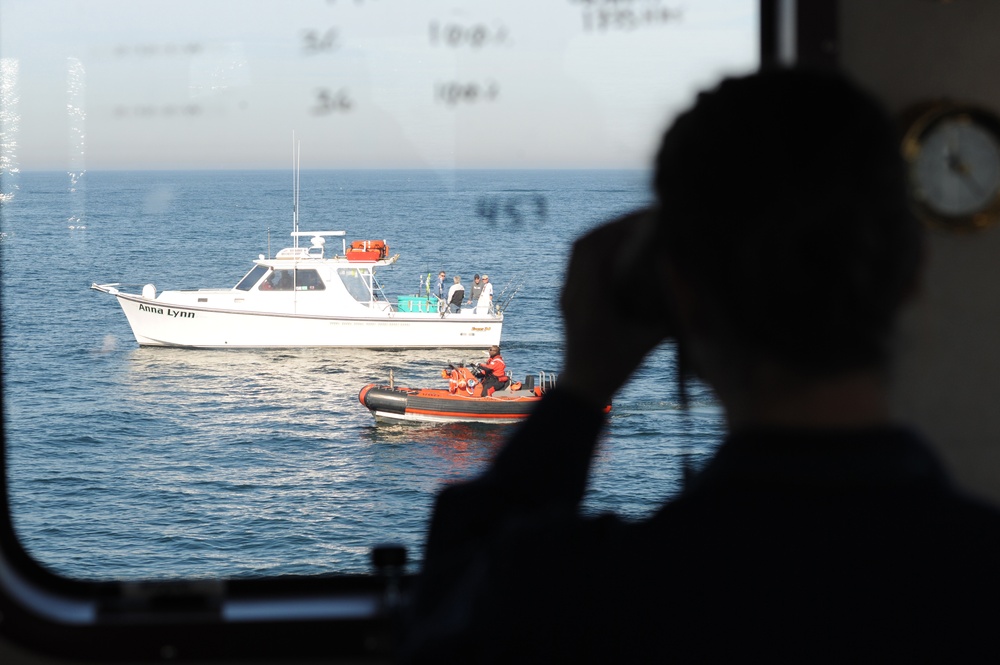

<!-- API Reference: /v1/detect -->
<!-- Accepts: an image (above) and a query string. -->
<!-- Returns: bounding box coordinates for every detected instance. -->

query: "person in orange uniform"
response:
[477,345,508,396]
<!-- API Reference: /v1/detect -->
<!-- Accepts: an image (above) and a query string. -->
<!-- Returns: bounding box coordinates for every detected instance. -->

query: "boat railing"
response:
[290,231,347,237]
[290,231,348,256]
[371,273,391,307]
[538,371,558,393]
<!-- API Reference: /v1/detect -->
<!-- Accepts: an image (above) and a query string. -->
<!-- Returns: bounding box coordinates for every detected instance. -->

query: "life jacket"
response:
[483,355,507,381]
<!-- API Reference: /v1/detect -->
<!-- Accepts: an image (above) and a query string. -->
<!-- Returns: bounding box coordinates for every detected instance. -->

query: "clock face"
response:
[912,116,1000,217]
[903,105,1000,230]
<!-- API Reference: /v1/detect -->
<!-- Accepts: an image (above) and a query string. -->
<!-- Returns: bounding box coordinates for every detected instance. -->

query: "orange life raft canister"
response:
[346,239,389,262]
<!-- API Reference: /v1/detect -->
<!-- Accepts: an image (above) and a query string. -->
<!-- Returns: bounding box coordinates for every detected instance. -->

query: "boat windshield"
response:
[235,265,269,291]
[337,267,373,303]
[260,269,327,291]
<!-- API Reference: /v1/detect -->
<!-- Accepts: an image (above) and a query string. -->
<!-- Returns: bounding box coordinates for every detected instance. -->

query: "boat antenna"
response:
[292,132,301,249]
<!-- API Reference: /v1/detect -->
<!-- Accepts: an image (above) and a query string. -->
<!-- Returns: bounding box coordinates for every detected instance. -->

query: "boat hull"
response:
[359,384,540,424]
[100,289,502,349]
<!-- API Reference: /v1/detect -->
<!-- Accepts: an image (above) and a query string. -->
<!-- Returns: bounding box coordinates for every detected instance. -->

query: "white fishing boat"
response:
[91,231,504,348]
[91,140,506,348]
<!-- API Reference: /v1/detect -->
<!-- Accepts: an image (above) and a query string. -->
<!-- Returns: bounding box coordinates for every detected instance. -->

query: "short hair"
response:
[653,67,921,375]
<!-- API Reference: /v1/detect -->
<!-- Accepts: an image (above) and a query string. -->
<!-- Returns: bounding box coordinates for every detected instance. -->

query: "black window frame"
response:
[0,1,829,660]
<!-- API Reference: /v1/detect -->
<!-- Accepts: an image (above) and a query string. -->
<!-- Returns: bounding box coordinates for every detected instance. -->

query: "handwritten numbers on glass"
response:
[435,81,499,107]
[302,28,339,54]
[571,0,684,32]
[476,195,548,228]
[312,88,353,115]
[429,22,509,48]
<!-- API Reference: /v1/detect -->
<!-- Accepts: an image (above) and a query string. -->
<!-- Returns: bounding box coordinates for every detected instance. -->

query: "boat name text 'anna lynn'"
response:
[138,304,196,318]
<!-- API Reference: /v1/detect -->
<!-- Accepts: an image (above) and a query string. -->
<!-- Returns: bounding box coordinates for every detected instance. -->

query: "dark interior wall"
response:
[839,0,1000,503]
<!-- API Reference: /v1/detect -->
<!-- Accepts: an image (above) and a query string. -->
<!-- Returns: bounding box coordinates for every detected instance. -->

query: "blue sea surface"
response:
[0,169,724,580]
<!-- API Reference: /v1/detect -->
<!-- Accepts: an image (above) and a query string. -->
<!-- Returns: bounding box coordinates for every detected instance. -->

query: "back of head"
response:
[654,67,922,376]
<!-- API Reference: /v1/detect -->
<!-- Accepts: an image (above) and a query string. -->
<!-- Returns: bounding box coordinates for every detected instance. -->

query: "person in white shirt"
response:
[446,276,465,313]
[476,274,493,314]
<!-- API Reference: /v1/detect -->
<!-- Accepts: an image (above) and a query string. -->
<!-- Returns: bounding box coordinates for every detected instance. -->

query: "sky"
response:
[0,0,756,171]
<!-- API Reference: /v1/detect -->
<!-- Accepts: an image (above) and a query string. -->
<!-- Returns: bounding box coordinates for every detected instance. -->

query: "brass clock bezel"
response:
[900,101,1000,232]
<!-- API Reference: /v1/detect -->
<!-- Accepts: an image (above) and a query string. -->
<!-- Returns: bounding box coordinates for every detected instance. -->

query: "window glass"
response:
[261,269,326,291]
[0,0,756,580]
[338,267,372,302]
[294,269,326,291]
[236,265,269,291]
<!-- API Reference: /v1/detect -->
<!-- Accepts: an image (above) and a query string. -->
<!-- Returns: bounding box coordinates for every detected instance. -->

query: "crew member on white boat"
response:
[435,271,447,302]
[447,276,465,313]
[468,274,483,307]
[260,272,279,291]
[476,275,493,314]
[274,270,293,291]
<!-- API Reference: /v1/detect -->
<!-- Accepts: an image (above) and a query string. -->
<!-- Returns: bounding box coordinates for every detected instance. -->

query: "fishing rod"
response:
[493,272,521,302]
[494,272,526,314]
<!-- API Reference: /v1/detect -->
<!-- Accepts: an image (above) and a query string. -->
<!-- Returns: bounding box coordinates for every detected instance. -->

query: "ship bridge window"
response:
[337,267,373,302]
[235,265,269,291]
[0,0,768,661]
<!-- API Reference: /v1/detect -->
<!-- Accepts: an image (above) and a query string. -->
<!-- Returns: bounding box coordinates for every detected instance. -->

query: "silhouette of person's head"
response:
[653,68,922,380]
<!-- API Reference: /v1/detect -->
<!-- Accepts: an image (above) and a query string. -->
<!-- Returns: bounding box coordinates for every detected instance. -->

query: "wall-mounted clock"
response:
[901,102,1000,231]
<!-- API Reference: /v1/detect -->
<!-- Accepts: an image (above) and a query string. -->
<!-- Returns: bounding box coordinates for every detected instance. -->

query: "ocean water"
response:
[0,169,724,580]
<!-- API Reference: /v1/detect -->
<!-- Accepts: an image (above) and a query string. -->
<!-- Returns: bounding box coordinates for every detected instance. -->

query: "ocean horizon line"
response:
[10,166,651,176]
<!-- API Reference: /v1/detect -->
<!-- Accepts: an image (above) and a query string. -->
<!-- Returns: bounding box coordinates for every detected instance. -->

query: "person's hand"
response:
[558,209,674,409]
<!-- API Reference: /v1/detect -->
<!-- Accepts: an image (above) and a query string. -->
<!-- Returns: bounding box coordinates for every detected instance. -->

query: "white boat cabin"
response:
[223,231,399,314]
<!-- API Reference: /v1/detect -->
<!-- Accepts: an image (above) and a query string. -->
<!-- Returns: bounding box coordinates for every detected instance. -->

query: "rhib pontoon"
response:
[91,231,504,348]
